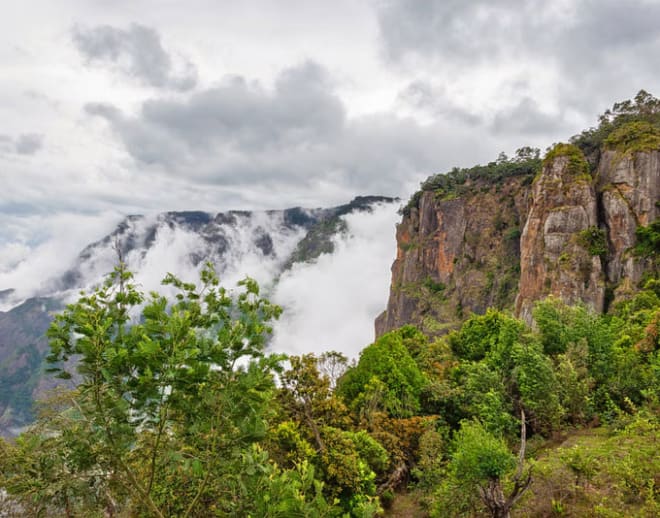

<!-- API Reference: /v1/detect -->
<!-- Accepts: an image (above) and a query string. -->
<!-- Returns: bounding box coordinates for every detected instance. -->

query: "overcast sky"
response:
[2,0,660,259]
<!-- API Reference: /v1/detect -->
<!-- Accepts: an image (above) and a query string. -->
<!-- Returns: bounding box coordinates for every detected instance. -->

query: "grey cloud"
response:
[137,61,345,152]
[72,23,197,91]
[491,97,564,135]
[377,0,536,64]
[0,135,11,155]
[15,133,44,155]
[377,0,660,123]
[23,90,61,110]
[85,61,482,197]
[0,133,44,155]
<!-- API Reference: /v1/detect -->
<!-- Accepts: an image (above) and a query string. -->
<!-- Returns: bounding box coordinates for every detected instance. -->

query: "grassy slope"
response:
[384,414,660,517]
[516,415,660,517]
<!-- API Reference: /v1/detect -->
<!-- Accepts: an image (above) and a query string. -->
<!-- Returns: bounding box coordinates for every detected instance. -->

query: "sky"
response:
[2,0,660,265]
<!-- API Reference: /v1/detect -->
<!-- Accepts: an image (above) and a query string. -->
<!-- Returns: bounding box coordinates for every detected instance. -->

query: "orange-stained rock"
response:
[376,176,531,337]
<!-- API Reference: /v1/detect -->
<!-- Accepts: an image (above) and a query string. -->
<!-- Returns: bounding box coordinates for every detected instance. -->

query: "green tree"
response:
[434,417,531,518]
[279,354,351,453]
[0,264,342,517]
[277,354,385,515]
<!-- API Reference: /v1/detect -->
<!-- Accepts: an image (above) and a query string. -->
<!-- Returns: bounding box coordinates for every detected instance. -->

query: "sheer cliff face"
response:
[376,176,532,336]
[597,150,660,295]
[377,147,659,336]
[516,153,604,323]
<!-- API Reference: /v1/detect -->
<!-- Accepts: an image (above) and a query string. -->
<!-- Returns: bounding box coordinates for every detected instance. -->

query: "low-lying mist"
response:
[0,201,399,359]
[271,202,398,358]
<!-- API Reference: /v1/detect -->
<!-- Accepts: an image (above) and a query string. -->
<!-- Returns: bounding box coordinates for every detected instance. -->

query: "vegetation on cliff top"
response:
[571,89,660,158]
[402,147,541,216]
[603,120,660,155]
[541,143,591,179]
[403,90,660,218]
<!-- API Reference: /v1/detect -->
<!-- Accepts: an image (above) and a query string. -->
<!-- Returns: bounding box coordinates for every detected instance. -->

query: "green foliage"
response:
[504,227,522,241]
[242,451,339,518]
[577,226,608,257]
[634,218,660,261]
[423,276,446,294]
[451,420,516,483]
[542,143,590,179]
[1,264,358,517]
[276,354,385,515]
[348,430,390,474]
[318,426,382,514]
[603,120,660,154]
[554,340,594,424]
[270,420,316,467]
[533,297,612,358]
[571,89,660,157]
[412,427,446,490]
[512,342,563,434]
[448,309,524,362]
[429,420,524,517]
[447,309,563,436]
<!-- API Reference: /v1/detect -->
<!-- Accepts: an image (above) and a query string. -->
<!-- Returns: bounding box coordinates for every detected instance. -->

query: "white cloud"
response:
[271,202,399,358]
[0,211,122,308]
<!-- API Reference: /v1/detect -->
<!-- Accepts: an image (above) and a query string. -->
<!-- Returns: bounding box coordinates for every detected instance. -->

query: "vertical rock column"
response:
[516,145,605,323]
[597,149,660,300]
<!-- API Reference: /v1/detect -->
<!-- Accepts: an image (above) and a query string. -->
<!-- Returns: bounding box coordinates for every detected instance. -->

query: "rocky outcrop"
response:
[516,147,604,323]
[597,150,660,299]
[377,144,659,336]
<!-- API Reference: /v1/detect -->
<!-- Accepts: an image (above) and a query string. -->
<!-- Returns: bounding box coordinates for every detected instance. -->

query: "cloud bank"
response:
[0,133,44,155]
[83,60,482,199]
[378,0,660,125]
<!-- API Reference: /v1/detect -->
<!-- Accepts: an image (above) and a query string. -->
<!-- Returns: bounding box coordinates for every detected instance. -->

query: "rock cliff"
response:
[376,158,535,336]
[597,149,660,299]
[377,119,660,336]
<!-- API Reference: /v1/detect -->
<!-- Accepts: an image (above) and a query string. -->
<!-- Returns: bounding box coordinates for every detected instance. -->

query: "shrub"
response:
[604,120,660,154]
[577,226,608,257]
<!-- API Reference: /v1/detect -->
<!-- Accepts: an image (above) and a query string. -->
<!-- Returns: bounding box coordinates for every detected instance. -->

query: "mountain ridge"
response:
[0,195,398,435]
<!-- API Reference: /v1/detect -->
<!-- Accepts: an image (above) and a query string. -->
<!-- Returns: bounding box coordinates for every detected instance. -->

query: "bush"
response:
[604,120,660,154]
[401,148,541,215]
[577,226,608,257]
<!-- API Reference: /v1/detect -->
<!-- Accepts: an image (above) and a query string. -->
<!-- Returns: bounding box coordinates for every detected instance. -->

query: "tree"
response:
[435,414,531,518]
[337,327,428,418]
[276,354,384,514]
[279,354,351,453]
[1,263,335,517]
